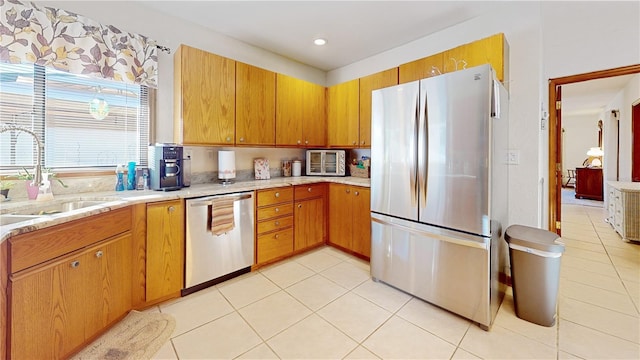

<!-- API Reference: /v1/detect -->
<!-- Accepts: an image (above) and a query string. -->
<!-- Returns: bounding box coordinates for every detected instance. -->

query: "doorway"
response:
[548,64,640,235]
[633,100,640,182]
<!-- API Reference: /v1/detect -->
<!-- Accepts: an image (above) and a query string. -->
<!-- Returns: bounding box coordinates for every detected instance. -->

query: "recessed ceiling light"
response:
[314,38,327,46]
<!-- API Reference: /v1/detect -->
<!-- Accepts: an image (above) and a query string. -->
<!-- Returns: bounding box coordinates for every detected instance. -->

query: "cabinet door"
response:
[11,254,86,359]
[443,33,507,82]
[175,45,236,145]
[329,183,353,249]
[146,200,185,302]
[327,79,360,147]
[295,197,325,250]
[351,187,371,258]
[276,73,304,146]
[236,62,276,146]
[84,234,132,337]
[359,68,398,147]
[399,53,444,84]
[303,80,327,147]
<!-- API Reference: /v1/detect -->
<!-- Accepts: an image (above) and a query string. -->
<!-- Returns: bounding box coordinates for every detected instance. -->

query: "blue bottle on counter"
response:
[127,161,136,190]
[115,165,125,191]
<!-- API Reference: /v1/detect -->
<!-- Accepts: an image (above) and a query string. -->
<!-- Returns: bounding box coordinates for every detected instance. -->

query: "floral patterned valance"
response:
[0,0,158,87]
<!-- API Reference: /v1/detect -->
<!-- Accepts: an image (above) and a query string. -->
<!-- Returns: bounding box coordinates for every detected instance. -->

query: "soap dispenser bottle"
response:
[115,165,125,191]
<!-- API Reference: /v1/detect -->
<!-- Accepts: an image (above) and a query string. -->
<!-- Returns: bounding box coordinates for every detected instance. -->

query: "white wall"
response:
[562,114,600,174]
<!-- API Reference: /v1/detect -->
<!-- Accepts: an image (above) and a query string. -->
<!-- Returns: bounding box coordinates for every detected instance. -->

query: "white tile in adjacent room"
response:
[159,287,234,337]
[294,249,343,272]
[343,345,381,359]
[559,320,640,359]
[353,279,412,313]
[459,324,557,359]
[320,261,370,290]
[259,260,315,289]
[396,297,471,345]
[236,343,279,359]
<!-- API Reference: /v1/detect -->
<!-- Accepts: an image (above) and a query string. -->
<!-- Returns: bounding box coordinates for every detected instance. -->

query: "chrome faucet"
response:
[0,124,43,187]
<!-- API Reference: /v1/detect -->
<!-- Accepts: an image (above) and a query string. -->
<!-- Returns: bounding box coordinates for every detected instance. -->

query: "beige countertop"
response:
[607,181,640,192]
[0,176,370,243]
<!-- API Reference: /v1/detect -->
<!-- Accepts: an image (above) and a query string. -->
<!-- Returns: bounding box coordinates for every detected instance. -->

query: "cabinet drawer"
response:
[9,207,132,273]
[257,215,293,234]
[257,228,294,264]
[294,183,327,201]
[257,203,294,221]
[257,187,294,207]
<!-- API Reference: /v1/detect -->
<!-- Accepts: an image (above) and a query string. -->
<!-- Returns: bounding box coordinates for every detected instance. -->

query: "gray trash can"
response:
[505,225,565,327]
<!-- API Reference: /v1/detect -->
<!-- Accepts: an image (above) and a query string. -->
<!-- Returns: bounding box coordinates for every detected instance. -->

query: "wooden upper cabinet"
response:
[359,68,398,147]
[276,74,326,147]
[236,62,276,146]
[174,45,236,145]
[327,79,359,148]
[399,53,444,84]
[303,80,327,147]
[443,33,508,82]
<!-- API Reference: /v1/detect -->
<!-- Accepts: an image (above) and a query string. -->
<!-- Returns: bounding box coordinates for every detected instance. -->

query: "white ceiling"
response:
[136,1,634,116]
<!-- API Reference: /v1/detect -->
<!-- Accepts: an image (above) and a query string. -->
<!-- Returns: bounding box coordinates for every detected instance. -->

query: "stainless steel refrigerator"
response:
[370,64,509,330]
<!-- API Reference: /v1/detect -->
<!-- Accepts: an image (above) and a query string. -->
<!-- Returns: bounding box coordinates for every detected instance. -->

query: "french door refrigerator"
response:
[370,64,509,330]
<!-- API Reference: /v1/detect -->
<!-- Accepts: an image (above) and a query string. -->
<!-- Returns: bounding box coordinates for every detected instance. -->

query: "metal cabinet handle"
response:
[298,204,302,208]
[168,206,175,213]
[354,191,359,196]
[226,136,232,142]
[361,140,365,145]
[305,140,309,145]
[352,141,357,145]
[275,234,279,239]
[346,189,350,194]
[275,207,279,212]
[275,192,280,198]
[297,140,301,144]
[95,250,103,258]
[275,221,280,226]
[239,137,245,142]
[70,260,80,268]
[307,187,312,192]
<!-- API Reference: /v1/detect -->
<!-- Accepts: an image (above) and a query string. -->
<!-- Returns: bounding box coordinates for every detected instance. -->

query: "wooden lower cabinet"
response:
[256,187,295,265]
[146,199,185,303]
[329,183,371,259]
[10,234,132,360]
[294,184,327,251]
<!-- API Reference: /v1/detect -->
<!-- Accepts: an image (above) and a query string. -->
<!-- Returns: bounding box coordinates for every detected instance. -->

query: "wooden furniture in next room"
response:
[575,167,603,201]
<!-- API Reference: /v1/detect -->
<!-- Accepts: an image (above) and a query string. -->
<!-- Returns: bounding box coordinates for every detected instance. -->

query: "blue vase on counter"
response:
[127,161,136,190]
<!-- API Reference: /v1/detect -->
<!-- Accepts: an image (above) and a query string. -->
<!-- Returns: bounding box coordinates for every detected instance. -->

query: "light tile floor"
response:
[149,203,639,359]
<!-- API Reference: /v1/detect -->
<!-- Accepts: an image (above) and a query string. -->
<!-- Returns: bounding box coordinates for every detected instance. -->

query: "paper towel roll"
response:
[218,151,236,180]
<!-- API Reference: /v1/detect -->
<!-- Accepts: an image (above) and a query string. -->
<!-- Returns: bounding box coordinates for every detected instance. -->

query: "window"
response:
[0,62,150,170]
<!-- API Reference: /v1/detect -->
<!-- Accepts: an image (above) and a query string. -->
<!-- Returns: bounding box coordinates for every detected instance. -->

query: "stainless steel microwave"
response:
[306,150,346,176]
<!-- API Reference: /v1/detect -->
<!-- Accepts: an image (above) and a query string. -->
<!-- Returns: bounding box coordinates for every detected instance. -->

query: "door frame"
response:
[548,64,640,234]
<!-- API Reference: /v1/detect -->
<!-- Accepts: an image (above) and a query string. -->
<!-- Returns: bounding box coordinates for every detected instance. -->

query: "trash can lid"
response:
[504,224,565,253]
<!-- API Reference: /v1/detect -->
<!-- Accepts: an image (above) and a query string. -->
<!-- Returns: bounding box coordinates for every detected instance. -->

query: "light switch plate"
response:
[507,150,520,165]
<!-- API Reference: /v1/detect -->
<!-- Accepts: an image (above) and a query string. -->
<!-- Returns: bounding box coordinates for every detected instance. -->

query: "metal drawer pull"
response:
[275,221,280,226]
[346,189,350,194]
[95,250,103,258]
[307,187,312,192]
[168,206,175,212]
[298,204,302,208]
[354,191,359,196]
[275,234,279,239]
[70,261,80,268]
[275,192,280,198]
[275,207,279,212]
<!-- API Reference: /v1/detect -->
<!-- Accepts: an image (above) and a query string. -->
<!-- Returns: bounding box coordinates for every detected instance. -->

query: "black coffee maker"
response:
[149,144,183,191]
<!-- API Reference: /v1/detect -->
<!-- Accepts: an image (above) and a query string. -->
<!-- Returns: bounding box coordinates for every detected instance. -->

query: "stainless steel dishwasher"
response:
[183,191,255,296]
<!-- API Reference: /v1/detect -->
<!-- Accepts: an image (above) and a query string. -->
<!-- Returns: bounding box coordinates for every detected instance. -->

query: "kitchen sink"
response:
[0,214,43,226]
[12,200,108,216]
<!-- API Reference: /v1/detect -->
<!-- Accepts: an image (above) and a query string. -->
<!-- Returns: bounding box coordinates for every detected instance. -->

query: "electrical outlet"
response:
[506,150,520,165]
[184,149,193,159]
[207,150,214,160]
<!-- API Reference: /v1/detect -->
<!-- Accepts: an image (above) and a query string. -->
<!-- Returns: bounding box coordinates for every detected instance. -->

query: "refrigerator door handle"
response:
[418,91,427,206]
[410,92,419,206]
